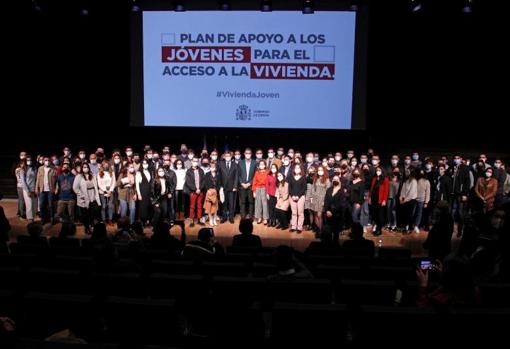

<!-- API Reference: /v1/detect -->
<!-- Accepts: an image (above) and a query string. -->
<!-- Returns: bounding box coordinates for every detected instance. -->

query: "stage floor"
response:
[1,199,460,256]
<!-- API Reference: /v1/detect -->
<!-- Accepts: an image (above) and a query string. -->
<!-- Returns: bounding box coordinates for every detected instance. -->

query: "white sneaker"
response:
[414,226,420,234]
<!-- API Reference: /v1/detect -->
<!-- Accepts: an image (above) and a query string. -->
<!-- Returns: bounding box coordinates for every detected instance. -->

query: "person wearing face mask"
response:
[252,160,270,224]
[151,168,171,225]
[386,155,402,176]
[179,144,189,162]
[73,163,101,233]
[255,149,264,162]
[204,161,220,226]
[234,150,242,164]
[360,154,369,166]
[421,160,435,231]
[20,157,37,222]
[387,170,401,231]
[414,170,431,234]
[304,152,315,172]
[136,159,154,226]
[164,163,177,224]
[54,162,76,224]
[265,164,279,227]
[15,158,27,219]
[434,165,453,205]
[310,166,331,236]
[218,151,239,224]
[184,157,206,227]
[276,147,285,160]
[35,157,57,224]
[184,150,195,169]
[323,175,350,242]
[411,152,422,169]
[60,147,72,165]
[369,167,389,236]
[238,148,257,220]
[96,162,115,225]
[279,155,292,180]
[334,152,342,165]
[287,149,295,160]
[275,172,290,229]
[346,150,355,161]
[350,157,358,170]
[288,164,307,233]
[451,154,471,237]
[116,165,137,224]
[173,159,187,221]
[350,168,364,226]
[210,150,219,162]
[399,169,418,234]
[88,154,99,175]
[475,168,498,213]
[304,166,316,231]
[266,148,282,169]
[125,147,133,162]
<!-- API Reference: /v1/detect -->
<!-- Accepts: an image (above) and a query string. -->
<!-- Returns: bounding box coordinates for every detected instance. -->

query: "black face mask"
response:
[63,169,70,174]
[333,181,340,186]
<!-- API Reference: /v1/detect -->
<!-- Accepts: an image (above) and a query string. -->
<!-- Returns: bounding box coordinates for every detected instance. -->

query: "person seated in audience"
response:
[422,201,454,260]
[150,221,185,258]
[18,222,48,247]
[114,216,135,241]
[268,245,313,280]
[58,221,77,239]
[90,222,117,269]
[416,255,480,308]
[304,225,341,256]
[342,222,375,256]
[182,227,224,261]
[232,218,262,248]
[0,316,16,349]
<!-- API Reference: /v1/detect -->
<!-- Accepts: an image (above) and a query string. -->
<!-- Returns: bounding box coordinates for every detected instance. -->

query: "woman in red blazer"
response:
[369,166,390,236]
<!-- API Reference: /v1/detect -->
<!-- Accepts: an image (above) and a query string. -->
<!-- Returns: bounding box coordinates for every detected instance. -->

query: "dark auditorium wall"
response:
[2,0,508,157]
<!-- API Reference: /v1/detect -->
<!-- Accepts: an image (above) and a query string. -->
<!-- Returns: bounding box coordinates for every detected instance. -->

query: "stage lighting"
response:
[410,0,422,13]
[80,8,89,16]
[174,1,185,12]
[302,0,314,14]
[131,0,141,12]
[219,0,231,11]
[261,0,272,12]
[32,0,42,12]
[462,0,473,13]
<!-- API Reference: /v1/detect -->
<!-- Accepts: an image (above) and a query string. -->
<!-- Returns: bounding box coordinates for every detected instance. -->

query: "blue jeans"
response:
[360,201,370,226]
[414,201,425,228]
[120,199,136,224]
[100,194,114,221]
[352,204,361,224]
[451,196,468,234]
[387,198,397,228]
[38,191,54,221]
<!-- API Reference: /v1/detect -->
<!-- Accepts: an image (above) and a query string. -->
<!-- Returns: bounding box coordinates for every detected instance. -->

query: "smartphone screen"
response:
[420,260,432,270]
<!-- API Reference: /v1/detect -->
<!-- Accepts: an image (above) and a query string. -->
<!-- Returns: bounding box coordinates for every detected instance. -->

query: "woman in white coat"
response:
[73,162,101,234]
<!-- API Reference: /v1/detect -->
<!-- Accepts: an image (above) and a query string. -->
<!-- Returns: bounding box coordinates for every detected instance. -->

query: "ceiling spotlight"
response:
[219,0,231,11]
[462,0,473,13]
[261,0,272,12]
[174,1,185,12]
[302,0,314,14]
[80,8,89,16]
[410,0,422,13]
[131,0,141,12]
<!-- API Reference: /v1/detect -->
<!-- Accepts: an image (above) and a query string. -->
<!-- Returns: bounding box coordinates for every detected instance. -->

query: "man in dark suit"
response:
[451,154,471,237]
[279,155,292,179]
[238,148,257,219]
[218,151,239,223]
[184,157,206,227]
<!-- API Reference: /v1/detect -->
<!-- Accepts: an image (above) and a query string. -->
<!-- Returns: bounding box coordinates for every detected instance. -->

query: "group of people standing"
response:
[13,145,509,240]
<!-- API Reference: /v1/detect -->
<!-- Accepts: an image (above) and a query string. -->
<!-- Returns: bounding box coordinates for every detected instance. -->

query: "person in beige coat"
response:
[72,163,100,234]
[275,172,289,229]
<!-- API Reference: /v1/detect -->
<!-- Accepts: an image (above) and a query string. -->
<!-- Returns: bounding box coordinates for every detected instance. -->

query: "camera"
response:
[420,259,434,270]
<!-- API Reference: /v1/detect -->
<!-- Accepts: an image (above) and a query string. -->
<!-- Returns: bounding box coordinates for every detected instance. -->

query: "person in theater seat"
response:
[268,245,313,281]
[184,156,206,227]
[182,227,224,262]
[342,222,375,256]
[275,172,290,230]
[288,164,307,233]
[232,218,262,248]
[252,160,269,225]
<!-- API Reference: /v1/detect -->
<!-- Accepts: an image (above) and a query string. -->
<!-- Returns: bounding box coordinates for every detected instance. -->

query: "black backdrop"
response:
[2,0,508,157]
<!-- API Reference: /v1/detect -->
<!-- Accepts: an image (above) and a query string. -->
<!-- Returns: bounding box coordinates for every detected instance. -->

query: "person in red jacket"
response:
[369,166,389,236]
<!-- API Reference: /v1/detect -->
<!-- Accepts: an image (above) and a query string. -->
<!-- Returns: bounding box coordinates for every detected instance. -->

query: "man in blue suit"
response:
[238,148,257,219]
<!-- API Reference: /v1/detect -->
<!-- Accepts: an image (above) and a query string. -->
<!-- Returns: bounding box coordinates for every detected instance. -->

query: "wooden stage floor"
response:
[1,199,460,256]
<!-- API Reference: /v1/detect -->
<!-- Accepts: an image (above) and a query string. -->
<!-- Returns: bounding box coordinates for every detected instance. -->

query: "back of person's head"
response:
[59,222,77,238]
[274,245,294,271]
[153,221,170,239]
[198,227,214,244]
[239,218,253,235]
[27,222,43,238]
[349,223,364,240]
[91,222,107,240]
[131,221,144,237]
[117,216,131,232]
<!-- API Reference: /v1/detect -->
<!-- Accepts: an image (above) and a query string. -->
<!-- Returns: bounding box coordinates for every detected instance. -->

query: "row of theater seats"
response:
[1,289,509,348]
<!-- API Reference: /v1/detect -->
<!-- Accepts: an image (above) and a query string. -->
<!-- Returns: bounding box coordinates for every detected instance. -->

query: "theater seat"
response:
[268,279,332,304]
[336,279,397,306]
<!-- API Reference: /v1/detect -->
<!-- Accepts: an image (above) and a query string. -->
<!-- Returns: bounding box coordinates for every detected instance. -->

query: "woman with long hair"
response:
[310,165,330,236]
[252,160,270,224]
[73,162,101,234]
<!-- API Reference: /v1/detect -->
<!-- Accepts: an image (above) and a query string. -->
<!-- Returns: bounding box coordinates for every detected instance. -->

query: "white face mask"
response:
[277,151,284,156]
[224,156,232,162]
[235,154,241,160]
[335,156,341,162]
[192,161,199,167]
[486,172,493,178]
[318,170,324,176]
[259,165,265,170]
[268,152,275,158]
[126,151,133,157]
[188,154,194,160]
[283,160,290,166]
[114,158,121,164]
[372,160,380,166]
[158,171,165,177]
[306,157,313,163]
[26,160,32,166]
[347,153,354,159]
[64,151,70,156]
[288,153,294,158]
[271,168,277,173]
[391,159,399,165]
[360,158,367,164]
[90,159,97,164]
[426,164,433,170]
[211,155,218,161]
[322,162,328,167]
[20,155,26,160]
[277,176,284,181]
[376,171,382,176]
[147,154,153,160]
[351,161,358,167]
[176,164,183,169]
[295,168,301,175]
[405,160,411,165]
[129,168,135,173]
[142,164,149,169]
[244,154,252,160]
[494,163,501,169]
[82,168,90,173]
[256,154,263,159]
[79,154,86,159]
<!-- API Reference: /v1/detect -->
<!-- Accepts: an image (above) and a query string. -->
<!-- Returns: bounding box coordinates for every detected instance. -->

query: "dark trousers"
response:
[167,194,175,222]
[38,191,53,222]
[276,208,289,227]
[452,196,468,234]
[152,199,168,225]
[268,196,277,221]
[239,187,254,218]
[138,195,152,223]
[223,190,237,220]
[370,203,386,233]
[402,200,417,229]
[80,203,99,232]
